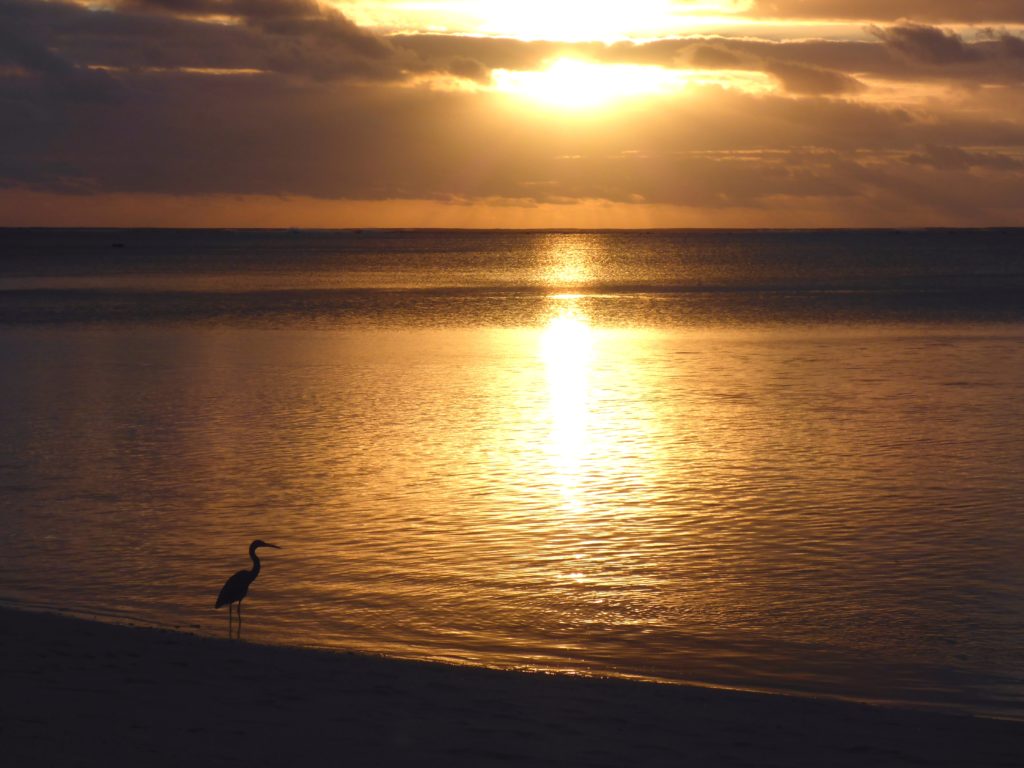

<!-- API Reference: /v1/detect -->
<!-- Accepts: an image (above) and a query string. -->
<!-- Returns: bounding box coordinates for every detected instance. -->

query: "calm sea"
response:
[2,228,1023,718]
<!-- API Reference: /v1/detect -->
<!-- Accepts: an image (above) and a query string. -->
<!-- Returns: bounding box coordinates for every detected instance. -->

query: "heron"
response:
[215,539,280,639]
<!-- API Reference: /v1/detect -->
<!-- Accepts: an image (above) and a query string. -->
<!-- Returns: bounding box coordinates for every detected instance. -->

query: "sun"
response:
[493,58,685,111]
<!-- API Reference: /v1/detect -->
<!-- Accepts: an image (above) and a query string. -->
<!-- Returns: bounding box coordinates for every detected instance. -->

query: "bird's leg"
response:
[237,599,243,640]
[228,604,233,639]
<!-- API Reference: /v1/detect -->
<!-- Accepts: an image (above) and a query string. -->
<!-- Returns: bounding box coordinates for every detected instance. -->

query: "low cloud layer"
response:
[743,0,1024,23]
[2,0,1024,225]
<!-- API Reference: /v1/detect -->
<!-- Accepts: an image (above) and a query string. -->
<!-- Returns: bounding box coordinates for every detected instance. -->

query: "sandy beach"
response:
[2,607,1022,767]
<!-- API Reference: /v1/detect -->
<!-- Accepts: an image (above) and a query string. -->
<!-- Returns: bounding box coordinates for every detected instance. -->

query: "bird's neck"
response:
[249,547,261,579]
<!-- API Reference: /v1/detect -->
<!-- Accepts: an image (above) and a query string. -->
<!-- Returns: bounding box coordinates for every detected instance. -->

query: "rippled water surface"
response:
[1,229,1023,718]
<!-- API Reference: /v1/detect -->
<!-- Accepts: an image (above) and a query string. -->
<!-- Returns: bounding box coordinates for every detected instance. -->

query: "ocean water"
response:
[1,228,1023,718]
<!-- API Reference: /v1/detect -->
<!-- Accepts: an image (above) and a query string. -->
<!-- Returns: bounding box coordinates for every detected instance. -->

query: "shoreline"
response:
[4,607,1023,767]
[9,598,1016,723]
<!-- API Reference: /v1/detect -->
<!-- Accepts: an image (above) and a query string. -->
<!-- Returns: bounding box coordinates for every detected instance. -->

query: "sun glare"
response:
[335,1,747,39]
[475,0,676,41]
[493,59,684,111]
[540,309,595,514]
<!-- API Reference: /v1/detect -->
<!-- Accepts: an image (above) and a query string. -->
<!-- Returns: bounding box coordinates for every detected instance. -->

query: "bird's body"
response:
[216,539,280,638]
[215,568,256,610]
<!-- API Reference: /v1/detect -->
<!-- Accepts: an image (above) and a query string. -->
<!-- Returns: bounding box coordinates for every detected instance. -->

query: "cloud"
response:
[5,57,1023,206]
[118,0,391,59]
[395,29,1024,88]
[762,60,864,95]
[687,45,743,69]
[390,34,593,78]
[743,1,1024,23]
[902,144,1024,171]
[871,24,981,65]
[0,1,118,98]
[9,1,1024,90]
[1,0,408,82]
[993,31,1024,58]
[3,0,1024,225]
[444,57,491,83]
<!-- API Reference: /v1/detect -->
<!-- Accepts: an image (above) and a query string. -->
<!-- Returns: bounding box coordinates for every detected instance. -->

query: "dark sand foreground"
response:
[3,607,1022,767]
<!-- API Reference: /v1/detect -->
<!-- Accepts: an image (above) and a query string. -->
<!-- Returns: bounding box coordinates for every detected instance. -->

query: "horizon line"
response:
[4,226,1024,233]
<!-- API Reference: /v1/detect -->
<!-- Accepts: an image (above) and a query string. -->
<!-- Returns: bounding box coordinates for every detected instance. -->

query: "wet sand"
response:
[2,606,1022,767]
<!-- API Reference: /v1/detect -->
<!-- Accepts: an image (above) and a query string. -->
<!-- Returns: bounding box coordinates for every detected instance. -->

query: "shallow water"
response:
[1,230,1023,717]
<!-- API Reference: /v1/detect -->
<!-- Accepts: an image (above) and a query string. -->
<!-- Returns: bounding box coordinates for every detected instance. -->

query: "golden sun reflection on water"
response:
[537,233,598,288]
[540,307,595,516]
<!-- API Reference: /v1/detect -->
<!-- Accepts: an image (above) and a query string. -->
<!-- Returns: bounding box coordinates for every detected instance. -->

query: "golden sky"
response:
[3,0,1024,226]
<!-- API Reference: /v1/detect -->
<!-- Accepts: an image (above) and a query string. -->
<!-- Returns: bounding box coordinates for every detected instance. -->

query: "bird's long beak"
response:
[265,543,281,549]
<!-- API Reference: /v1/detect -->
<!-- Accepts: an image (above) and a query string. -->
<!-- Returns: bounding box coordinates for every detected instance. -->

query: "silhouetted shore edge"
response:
[3,606,1022,767]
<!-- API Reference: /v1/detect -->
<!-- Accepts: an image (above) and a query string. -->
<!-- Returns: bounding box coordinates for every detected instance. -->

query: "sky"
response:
[2,0,1024,227]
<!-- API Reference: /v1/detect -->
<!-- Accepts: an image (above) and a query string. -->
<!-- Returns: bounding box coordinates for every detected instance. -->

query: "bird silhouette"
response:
[216,539,280,639]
